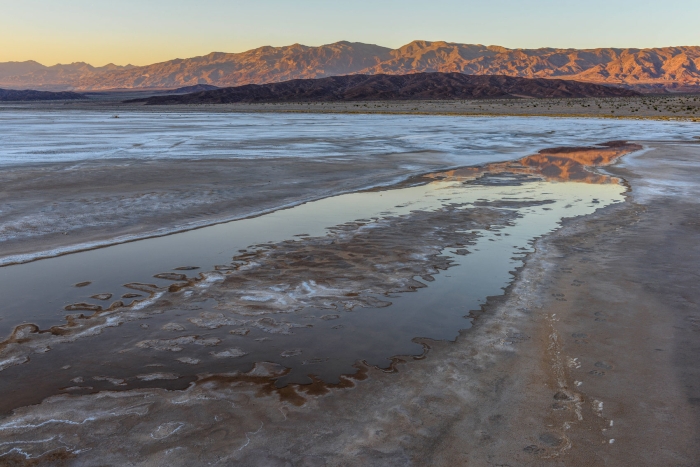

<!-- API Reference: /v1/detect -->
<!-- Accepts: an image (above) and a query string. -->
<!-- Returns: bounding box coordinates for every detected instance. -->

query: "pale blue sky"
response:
[1,0,698,66]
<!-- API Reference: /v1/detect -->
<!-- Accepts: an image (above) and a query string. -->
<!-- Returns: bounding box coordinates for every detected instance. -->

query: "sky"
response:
[1,0,699,66]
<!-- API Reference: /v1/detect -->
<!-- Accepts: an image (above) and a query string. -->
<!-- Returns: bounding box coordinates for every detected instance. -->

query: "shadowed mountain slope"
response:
[131,73,640,105]
[0,88,86,101]
[2,41,699,92]
[163,84,220,94]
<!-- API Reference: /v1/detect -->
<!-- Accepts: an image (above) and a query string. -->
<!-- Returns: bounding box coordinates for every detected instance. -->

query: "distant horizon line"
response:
[3,40,700,69]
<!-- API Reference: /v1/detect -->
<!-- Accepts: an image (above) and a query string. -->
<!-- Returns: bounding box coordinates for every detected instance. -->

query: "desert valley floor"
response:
[0,107,698,466]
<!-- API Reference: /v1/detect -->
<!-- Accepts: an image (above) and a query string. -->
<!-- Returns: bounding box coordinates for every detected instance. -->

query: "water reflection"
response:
[0,143,631,413]
[429,141,639,185]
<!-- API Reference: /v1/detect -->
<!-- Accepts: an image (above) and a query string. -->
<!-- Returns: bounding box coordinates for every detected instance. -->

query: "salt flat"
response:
[0,110,695,264]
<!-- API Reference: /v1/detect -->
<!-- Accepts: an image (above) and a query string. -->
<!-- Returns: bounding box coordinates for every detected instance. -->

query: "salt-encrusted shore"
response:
[0,141,697,465]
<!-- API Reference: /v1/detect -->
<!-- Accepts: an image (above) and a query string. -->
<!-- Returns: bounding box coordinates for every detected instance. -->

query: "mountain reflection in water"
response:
[428,141,640,185]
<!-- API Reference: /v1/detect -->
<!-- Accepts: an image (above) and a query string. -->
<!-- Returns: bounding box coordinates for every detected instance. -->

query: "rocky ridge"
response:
[132,73,639,105]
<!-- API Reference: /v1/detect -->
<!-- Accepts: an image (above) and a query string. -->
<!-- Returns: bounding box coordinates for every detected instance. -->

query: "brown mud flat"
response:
[0,142,698,465]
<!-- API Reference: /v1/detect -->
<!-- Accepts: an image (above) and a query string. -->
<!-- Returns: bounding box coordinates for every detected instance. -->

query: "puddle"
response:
[0,143,632,413]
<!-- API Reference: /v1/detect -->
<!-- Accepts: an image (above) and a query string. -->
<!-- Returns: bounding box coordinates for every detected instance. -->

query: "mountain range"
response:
[1,41,699,93]
[131,73,639,105]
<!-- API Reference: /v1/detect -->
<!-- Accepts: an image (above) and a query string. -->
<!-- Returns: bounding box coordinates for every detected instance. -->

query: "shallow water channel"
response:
[0,149,627,412]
